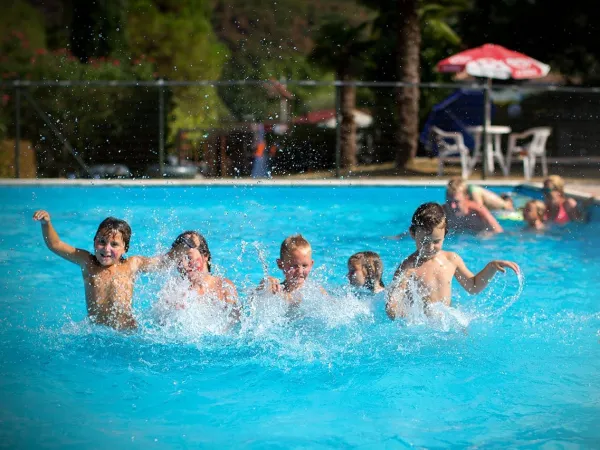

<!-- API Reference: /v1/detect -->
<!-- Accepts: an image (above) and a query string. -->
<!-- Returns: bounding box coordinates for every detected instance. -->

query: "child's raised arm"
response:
[452,253,519,294]
[33,210,90,266]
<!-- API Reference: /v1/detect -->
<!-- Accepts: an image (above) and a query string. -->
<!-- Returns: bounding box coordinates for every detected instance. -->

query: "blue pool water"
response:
[1,185,599,448]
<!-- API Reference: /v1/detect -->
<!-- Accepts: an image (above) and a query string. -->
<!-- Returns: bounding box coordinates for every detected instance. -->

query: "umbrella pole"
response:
[481,78,492,180]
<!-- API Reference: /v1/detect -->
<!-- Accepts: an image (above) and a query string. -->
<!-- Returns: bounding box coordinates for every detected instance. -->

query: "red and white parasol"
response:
[436,44,550,178]
[436,43,550,80]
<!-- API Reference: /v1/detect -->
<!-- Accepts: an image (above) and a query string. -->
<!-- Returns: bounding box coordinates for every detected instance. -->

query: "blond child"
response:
[523,200,546,231]
[444,177,504,234]
[257,234,316,306]
[347,251,385,293]
[386,202,519,320]
[542,175,592,224]
[168,231,240,320]
[33,210,174,331]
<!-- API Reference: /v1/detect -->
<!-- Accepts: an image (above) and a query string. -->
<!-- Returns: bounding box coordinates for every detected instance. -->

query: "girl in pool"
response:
[169,231,240,319]
[542,175,592,224]
[523,200,546,231]
[347,251,385,294]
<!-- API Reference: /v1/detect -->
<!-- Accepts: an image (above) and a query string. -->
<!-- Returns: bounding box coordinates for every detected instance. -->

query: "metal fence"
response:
[2,79,600,179]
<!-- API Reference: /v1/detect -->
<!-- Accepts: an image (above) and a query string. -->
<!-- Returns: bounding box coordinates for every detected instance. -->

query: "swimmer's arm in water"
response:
[33,210,90,266]
[385,261,414,320]
[454,254,519,294]
[472,203,504,233]
[384,230,410,240]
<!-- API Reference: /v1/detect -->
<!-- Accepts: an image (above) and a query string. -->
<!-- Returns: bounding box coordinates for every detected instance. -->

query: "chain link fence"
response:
[1,80,600,178]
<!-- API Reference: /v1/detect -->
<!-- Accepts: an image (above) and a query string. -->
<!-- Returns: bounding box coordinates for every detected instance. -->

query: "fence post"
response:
[335,82,342,178]
[481,79,491,180]
[158,79,165,176]
[14,82,21,179]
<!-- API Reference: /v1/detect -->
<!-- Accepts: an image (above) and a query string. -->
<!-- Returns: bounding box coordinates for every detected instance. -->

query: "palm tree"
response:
[363,0,469,168]
[310,20,373,169]
[395,0,421,168]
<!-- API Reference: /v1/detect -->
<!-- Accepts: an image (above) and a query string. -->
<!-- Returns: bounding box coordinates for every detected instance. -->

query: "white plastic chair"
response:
[430,126,473,179]
[505,127,551,180]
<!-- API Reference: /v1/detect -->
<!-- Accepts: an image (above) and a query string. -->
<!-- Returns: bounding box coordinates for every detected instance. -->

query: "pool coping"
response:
[0,178,596,202]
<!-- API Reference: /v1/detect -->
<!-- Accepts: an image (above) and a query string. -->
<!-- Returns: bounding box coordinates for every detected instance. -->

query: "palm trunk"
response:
[340,79,357,168]
[395,0,421,168]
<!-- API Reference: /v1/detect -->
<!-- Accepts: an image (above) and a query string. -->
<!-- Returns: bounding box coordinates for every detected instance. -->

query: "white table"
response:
[466,125,511,177]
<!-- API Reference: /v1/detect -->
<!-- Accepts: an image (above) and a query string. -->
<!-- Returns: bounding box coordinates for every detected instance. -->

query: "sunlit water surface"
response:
[1,185,599,448]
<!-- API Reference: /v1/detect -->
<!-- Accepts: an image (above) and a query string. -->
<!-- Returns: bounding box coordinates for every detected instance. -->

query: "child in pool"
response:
[542,175,592,224]
[444,178,504,234]
[169,231,240,320]
[33,210,174,331]
[465,181,514,211]
[347,251,385,293]
[257,234,322,306]
[523,200,546,231]
[385,202,519,320]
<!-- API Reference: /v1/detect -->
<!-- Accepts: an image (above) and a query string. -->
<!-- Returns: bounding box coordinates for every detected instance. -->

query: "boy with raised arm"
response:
[33,210,174,331]
[386,203,519,320]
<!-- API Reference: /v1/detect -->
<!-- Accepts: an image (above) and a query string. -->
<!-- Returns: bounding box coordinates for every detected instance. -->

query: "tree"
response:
[70,0,127,62]
[362,0,468,168]
[310,19,373,169]
[395,0,421,168]
[127,0,231,140]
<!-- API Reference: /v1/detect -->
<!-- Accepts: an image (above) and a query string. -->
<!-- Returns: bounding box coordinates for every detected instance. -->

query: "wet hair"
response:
[348,251,385,292]
[410,202,448,235]
[446,177,467,198]
[280,234,311,260]
[94,217,132,252]
[524,199,546,220]
[544,175,565,194]
[172,230,212,272]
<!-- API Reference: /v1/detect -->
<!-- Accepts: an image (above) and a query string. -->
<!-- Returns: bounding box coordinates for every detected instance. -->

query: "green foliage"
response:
[0,31,158,175]
[360,0,468,160]
[0,1,46,50]
[127,0,231,137]
[310,19,374,79]
[70,0,128,62]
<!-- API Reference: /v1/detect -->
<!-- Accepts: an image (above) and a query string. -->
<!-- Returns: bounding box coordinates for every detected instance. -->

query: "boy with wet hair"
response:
[33,210,174,331]
[257,234,316,305]
[385,202,519,320]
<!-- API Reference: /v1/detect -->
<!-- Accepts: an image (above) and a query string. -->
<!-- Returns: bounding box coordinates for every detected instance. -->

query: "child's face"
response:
[523,203,539,225]
[174,235,207,278]
[412,223,445,260]
[94,231,126,266]
[543,181,563,205]
[277,248,314,288]
[347,260,366,287]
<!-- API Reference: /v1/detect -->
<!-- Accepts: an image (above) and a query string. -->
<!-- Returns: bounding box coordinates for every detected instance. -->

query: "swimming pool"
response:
[1,184,599,448]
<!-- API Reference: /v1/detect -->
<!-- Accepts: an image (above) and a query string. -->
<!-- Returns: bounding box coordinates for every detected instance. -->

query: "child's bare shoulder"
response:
[441,250,463,265]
